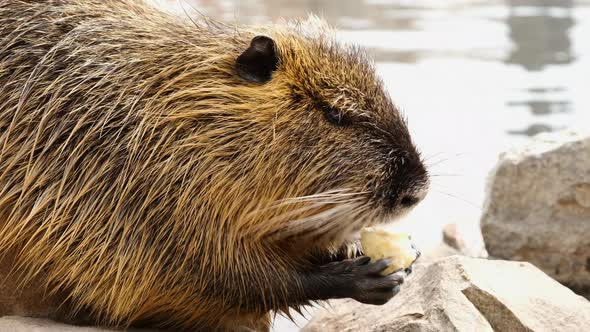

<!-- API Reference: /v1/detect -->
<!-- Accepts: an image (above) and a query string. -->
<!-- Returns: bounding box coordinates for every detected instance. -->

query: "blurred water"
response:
[153,0,590,330]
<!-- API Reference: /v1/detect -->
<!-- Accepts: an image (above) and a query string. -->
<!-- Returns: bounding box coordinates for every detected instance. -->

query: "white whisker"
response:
[431,188,482,210]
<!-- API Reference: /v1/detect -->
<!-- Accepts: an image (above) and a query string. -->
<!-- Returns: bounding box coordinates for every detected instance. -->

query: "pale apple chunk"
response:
[360,227,419,275]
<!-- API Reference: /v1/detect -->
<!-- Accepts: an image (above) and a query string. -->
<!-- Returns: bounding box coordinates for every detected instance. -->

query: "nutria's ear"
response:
[236,35,278,83]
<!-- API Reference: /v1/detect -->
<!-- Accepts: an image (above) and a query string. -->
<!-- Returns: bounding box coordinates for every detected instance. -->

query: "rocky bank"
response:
[303,255,590,332]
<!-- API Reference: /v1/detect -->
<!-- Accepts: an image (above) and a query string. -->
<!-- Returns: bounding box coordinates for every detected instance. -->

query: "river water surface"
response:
[154,1,590,330]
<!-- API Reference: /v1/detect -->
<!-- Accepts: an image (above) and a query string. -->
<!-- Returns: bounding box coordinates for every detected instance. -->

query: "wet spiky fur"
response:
[0,1,428,331]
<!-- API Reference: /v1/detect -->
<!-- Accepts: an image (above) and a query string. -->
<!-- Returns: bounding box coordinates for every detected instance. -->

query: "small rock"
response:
[442,223,464,252]
[481,131,590,296]
[302,255,590,332]
[441,222,487,258]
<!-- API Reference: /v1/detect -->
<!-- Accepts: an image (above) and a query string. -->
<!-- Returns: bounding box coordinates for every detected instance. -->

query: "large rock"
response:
[481,131,590,296]
[302,255,590,332]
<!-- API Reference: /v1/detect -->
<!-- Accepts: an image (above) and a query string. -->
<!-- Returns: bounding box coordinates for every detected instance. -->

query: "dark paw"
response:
[320,256,405,305]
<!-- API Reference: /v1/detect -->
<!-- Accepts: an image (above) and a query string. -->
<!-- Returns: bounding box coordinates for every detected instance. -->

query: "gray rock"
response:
[302,255,590,332]
[481,131,590,295]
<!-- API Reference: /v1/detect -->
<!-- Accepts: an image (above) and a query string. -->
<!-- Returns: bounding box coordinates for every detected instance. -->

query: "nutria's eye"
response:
[323,105,350,126]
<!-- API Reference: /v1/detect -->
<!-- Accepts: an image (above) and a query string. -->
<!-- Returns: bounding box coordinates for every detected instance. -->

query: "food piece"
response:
[360,227,419,275]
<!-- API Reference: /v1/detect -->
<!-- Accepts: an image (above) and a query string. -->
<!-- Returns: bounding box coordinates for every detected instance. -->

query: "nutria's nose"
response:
[383,151,430,211]
[398,182,429,209]
[400,195,420,208]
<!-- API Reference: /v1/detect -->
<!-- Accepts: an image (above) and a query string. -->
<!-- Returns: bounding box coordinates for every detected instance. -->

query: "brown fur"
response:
[0,1,428,331]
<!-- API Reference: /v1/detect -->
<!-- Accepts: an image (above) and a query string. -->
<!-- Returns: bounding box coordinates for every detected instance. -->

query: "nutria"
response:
[0,1,429,331]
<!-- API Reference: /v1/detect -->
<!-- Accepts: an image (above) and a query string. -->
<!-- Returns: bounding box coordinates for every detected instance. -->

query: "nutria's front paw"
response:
[319,256,405,305]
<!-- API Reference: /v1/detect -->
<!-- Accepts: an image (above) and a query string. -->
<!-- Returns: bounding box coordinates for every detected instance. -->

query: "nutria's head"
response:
[215,18,429,244]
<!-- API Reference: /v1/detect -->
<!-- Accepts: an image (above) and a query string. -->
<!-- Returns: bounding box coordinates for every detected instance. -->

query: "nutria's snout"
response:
[378,150,430,215]
[398,178,429,209]
[384,178,429,214]
[394,178,429,210]
[399,185,428,208]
